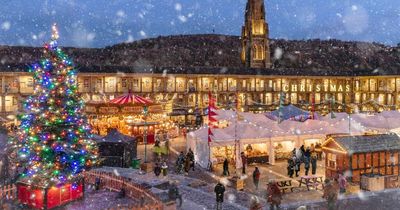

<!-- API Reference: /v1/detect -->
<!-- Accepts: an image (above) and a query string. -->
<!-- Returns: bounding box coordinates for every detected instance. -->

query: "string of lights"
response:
[9,24,98,188]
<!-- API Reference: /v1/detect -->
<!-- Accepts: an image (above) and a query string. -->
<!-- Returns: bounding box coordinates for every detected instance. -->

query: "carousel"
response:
[85,91,174,144]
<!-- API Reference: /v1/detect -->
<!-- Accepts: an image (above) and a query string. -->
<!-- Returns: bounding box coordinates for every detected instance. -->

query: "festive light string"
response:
[9,24,98,188]
[201,109,387,139]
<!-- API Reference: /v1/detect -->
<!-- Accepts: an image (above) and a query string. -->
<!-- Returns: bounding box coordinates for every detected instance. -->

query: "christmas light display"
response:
[10,24,98,188]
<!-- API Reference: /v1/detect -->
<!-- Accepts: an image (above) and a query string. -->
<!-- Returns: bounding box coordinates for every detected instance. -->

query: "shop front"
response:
[211,145,235,165]
[169,108,204,128]
[274,140,295,160]
[243,143,269,164]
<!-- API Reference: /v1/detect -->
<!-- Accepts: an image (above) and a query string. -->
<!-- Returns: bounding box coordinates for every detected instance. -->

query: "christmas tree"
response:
[10,24,98,188]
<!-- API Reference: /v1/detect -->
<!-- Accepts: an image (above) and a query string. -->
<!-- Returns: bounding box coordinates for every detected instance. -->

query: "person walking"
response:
[184,156,191,174]
[311,151,318,175]
[176,152,185,174]
[294,156,301,177]
[252,167,261,190]
[287,157,295,178]
[188,148,195,171]
[249,196,262,210]
[322,178,338,210]
[161,161,168,176]
[338,173,347,194]
[241,152,247,174]
[267,180,282,210]
[223,158,230,176]
[214,181,225,210]
[154,162,161,177]
[304,147,311,176]
[168,182,182,207]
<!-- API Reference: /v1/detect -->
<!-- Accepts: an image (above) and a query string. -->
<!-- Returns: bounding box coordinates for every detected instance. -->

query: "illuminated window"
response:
[84,79,89,88]
[252,20,264,35]
[327,153,337,169]
[121,79,127,88]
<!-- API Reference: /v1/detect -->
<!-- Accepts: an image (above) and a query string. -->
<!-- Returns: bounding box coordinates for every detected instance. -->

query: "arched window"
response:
[253,45,264,60]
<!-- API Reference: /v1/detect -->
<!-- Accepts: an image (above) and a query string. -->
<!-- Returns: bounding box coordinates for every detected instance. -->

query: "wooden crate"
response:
[346,183,360,194]
[360,175,385,191]
[384,175,400,189]
[140,162,154,173]
[229,177,245,191]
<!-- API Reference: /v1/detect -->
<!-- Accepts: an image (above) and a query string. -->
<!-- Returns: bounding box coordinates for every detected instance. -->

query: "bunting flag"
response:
[208,127,213,144]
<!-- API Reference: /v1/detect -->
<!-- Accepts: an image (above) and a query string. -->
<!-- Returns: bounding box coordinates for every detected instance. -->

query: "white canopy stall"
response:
[188,110,400,169]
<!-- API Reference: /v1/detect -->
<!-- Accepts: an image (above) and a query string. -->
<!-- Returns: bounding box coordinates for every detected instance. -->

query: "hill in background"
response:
[1,34,400,75]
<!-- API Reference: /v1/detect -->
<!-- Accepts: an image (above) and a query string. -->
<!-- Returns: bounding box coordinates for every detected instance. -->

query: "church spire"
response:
[241,0,271,68]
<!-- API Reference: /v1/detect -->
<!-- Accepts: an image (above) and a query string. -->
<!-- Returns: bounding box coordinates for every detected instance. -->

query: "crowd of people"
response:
[287,144,321,178]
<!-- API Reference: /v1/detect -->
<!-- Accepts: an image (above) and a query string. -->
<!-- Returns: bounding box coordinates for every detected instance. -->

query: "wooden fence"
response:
[0,171,168,210]
[0,184,16,201]
[84,170,165,210]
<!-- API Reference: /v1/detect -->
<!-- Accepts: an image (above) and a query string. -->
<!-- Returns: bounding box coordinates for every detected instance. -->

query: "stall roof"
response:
[266,104,311,121]
[95,129,136,144]
[329,134,400,153]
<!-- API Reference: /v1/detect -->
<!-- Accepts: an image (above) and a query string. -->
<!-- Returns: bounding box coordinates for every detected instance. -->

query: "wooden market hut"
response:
[322,133,400,182]
[94,129,137,168]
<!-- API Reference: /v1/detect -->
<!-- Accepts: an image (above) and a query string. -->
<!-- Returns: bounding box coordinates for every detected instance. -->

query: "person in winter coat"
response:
[187,148,195,171]
[249,196,262,210]
[311,152,318,175]
[322,178,338,210]
[223,158,230,176]
[94,177,101,190]
[287,158,295,178]
[161,161,168,176]
[241,152,248,174]
[214,181,225,210]
[168,182,182,207]
[252,167,261,190]
[184,156,191,174]
[338,173,347,194]
[176,152,185,174]
[267,180,282,210]
[154,163,161,177]
[293,156,300,177]
[304,147,311,176]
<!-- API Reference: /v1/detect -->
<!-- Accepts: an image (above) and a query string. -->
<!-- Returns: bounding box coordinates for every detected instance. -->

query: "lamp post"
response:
[143,105,148,163]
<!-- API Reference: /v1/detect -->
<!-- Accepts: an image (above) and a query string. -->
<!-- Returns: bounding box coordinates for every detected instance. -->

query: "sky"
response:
[0,0,400,47]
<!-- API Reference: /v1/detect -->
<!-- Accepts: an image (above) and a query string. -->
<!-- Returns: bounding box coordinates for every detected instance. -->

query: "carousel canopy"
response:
[109,92,153,105]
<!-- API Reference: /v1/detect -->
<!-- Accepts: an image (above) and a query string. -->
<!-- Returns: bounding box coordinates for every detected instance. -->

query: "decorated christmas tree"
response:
[10,24,98,189]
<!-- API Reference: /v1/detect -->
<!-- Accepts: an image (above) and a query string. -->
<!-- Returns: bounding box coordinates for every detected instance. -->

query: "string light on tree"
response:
[10,23,98,188]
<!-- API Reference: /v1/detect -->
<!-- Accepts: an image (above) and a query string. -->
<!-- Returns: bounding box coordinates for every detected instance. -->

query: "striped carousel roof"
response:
[109,92,153,105]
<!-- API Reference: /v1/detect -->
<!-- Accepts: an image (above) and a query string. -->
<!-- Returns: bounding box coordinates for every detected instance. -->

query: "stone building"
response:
[241,0,271,68]
[0,0,399,124]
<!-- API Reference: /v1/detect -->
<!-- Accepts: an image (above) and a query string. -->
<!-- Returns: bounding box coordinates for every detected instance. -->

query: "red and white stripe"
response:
[109,92,153,105]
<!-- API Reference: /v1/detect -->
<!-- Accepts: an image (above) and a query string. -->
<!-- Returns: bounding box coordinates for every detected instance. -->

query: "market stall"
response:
[274,141,294,160]
[243,143,269,164]
[94,129,137,168]
[322,133,400,182]
[188,109,377,169]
